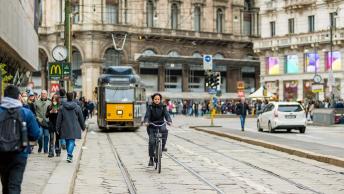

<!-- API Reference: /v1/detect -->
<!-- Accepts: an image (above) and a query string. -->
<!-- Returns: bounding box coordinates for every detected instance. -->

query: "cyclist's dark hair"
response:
[151,93,162,100]
[4,85,20,99]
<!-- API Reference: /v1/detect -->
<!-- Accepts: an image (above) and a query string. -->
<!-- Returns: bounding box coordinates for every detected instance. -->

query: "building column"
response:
[227,66,242,93]
[255,66,260,90]
[279,80,284,101]
[297,79,303,101]
[81,62,101,101]
[182,64,190,92]
[158,64,165,91]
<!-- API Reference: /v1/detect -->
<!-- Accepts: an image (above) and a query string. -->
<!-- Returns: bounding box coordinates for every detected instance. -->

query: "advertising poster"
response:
[326,51,341,71]
[266,57,280,75]
[284,81,298,101]
[305,53,320,73]
[286,55,299,73]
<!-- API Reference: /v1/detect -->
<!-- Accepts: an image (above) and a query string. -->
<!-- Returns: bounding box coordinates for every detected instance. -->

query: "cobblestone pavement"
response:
[73,116,344,194]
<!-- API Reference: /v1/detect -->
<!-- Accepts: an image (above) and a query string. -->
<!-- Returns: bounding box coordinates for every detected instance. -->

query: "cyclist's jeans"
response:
[147,128,168,157]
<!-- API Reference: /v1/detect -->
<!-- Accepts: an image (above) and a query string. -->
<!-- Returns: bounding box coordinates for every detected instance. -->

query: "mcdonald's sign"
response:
[49,63,62,80]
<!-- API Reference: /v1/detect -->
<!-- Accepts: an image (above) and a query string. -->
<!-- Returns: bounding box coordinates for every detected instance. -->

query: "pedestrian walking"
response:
[34,90,50,153]
[236,98,250,131]
[0,85,41,194]
[46,94,61,157]
[56,92,85,163]
[58,89,67,149]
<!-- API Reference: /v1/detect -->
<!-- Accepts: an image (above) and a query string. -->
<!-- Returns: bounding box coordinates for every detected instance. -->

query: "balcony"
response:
[39,24,252,43]
[253,29,344,51]
[265,0,277,14]
[283,0,316,11]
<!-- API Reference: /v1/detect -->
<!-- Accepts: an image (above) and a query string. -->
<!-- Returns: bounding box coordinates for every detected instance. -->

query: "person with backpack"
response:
[34,90,50,153]
[56,92,85,163]
[0,85,41,194]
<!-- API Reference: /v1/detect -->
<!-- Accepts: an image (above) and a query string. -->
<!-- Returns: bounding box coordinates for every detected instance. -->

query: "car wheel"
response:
[299,127,306,134]
[287,129,292,133]
[268,122,274,133]
[257,121,263,132]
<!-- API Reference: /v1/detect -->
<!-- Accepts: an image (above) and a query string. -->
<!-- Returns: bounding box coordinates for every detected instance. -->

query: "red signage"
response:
[50,83,60,93]
[237,91,245,97]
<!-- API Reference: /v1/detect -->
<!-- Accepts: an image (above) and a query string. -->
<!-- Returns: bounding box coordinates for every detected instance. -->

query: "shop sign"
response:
[311,84,324,93]
[237,91,245,97]
[50,83,60,93]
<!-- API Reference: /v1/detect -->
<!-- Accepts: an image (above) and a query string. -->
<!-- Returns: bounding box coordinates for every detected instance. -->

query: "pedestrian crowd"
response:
[0,85,94,194]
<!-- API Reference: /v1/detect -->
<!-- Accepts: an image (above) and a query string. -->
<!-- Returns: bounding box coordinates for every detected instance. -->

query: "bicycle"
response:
[148,121,167,173]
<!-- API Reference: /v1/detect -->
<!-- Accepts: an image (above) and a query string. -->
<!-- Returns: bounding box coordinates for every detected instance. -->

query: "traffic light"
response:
[206,72,221,90]
[214,72,221,90]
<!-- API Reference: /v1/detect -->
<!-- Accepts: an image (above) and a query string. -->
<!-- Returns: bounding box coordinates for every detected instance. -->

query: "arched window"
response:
[194,6,201,32]
[104,48,122,67]
[214,53,224,59]
[72,50,82,70]
[106,0,118,24]
[143,49,156,56]
[167,51,179,57]
[171,4,178,29]
[72,0,80,24]
[192,52,202,58]
[216,8,224,33]
[147,0,154,27]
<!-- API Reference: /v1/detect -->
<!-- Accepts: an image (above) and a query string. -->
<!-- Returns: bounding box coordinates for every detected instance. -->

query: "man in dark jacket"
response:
[34,90,50,153]
[56,92,85,163]
[143,93,172,166]
[0,85,41,194]
[236,98,250,131]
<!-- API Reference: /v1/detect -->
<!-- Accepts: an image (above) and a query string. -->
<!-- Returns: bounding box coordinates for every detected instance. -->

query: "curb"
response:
[41,126,89,194]
[192,127,344,168]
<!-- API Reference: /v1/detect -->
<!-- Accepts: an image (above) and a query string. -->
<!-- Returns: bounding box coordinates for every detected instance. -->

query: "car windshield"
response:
[278,105,303,112]
[105,88,134,102]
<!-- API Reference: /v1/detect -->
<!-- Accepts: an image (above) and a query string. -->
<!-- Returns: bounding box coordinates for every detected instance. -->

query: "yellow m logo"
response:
[50,64,61,75]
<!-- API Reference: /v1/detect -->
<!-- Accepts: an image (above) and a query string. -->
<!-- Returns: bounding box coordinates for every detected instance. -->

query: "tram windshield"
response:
[105,88,135,102]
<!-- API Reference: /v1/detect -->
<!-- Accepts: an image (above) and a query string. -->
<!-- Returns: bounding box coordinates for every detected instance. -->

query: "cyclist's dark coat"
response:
[144,103,172,129]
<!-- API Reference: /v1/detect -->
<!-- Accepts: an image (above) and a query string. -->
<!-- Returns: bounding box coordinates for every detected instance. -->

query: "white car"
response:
[257,102,307,133]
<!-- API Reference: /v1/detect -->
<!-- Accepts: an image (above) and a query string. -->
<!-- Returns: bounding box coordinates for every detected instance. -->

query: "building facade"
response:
[38,0,259,100]
[0,0,39,88]
[254,0,344,101]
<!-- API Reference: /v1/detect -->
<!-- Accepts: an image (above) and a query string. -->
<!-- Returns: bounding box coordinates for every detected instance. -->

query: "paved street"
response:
[73,115,344,194]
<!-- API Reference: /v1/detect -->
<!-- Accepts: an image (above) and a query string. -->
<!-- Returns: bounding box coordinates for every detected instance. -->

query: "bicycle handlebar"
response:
[148,121,167,127]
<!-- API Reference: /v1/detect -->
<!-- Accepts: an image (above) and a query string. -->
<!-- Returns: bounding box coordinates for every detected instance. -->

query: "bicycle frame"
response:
[149,122,166,173]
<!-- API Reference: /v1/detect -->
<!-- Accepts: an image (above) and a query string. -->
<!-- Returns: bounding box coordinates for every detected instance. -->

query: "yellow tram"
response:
[96,66,146,130]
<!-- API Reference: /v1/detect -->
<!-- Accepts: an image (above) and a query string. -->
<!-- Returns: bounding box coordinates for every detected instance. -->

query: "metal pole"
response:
[0,72,2,102]
[330,21,335,108]
[65,0,71,92]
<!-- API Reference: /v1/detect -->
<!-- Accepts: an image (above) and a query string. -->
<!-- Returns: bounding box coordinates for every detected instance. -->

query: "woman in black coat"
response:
[46,94,61,157]
[56,92,85,163]
[143,93,172,166]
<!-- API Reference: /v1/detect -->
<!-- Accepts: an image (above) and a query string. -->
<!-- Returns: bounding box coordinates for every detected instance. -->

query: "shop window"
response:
[303,80,316,100]
[104,48,121,67]
[284,81,298,101]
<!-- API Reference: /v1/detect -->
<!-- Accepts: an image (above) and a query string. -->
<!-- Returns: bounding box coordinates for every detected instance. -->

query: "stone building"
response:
[38,0,259,100]
[253,0,344,101]
[0,0,39,89]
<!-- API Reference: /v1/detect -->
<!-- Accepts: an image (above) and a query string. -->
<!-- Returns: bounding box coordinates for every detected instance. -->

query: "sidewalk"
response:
[0,117,94,194]
[190,125,344,168]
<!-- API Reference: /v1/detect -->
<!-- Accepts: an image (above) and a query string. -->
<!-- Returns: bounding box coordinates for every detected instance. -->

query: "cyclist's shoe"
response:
[162,147,167,152]
[148,158,154,166]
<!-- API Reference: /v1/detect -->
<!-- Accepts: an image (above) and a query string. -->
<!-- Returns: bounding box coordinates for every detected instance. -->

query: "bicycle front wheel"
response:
[157,140,162,173]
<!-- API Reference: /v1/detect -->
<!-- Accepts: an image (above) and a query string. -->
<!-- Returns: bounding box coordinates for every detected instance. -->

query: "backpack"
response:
[0,108,26,152]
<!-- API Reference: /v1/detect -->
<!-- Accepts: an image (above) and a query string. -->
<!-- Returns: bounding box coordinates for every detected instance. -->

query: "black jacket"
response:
[46,105,58,132]
[236,102,250,116]
[56,101,85,139]
[144,103,172,126]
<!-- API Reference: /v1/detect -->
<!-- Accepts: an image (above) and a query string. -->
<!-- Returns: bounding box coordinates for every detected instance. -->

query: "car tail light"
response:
[274,110,278,118]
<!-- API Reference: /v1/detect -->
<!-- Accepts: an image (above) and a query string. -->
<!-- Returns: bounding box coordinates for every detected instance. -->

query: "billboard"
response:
[266,57,280,75]
[326,51,341,71]
[285,55,299,73]
[305,53,320,73]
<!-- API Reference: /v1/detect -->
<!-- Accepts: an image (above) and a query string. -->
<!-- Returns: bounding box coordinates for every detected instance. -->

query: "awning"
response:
[146,91,242,100]
[135,54,260,66]
[248,86,273,99]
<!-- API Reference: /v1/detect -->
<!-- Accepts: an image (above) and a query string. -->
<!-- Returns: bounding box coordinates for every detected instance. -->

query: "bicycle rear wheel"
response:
[157,140,162,173]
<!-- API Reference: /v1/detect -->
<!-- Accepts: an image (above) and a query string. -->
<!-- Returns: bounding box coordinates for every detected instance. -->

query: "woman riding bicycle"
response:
[143,93,172,166]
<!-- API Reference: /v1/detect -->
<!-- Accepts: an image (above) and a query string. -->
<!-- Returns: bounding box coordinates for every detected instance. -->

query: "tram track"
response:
[106,133,137,194]
[134,132,225,194]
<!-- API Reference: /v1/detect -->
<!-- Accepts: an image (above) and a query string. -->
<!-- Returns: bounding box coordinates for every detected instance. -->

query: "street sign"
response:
[49,62,63,80]
[62,63,71,80]
[48,62,71,80]
[203,55,213,70]
[208,88,217,94]
[50,83,60,93]
[312,84,324,93]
